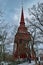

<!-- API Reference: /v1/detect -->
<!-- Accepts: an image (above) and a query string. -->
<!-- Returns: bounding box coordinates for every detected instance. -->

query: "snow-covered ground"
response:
[0,61,11,65]
[18,61,35,65]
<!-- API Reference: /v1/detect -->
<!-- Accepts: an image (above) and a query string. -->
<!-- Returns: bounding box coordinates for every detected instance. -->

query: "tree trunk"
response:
[32,45,37,64]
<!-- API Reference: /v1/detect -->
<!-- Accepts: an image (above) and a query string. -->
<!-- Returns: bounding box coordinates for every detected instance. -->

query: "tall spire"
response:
[20,7,24,23]
[20,0,25,26]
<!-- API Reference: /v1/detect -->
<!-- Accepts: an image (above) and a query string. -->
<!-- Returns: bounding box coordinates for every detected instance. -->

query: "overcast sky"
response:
[0,0,43,26]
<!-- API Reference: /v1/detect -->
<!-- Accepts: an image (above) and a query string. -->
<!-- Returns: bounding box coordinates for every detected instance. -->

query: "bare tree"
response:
[26,2,43,46]
[26,2,43,64]
[0,9,8,61]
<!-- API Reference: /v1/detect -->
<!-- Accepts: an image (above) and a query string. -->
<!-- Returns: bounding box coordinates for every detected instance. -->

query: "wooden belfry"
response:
[13,6,32,60]
[13,0,32,61]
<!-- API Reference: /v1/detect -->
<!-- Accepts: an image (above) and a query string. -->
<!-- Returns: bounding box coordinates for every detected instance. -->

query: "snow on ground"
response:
[18,61,35,65]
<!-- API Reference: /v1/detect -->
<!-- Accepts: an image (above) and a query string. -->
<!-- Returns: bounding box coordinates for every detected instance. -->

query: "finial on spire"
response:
[21,0,23,7]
